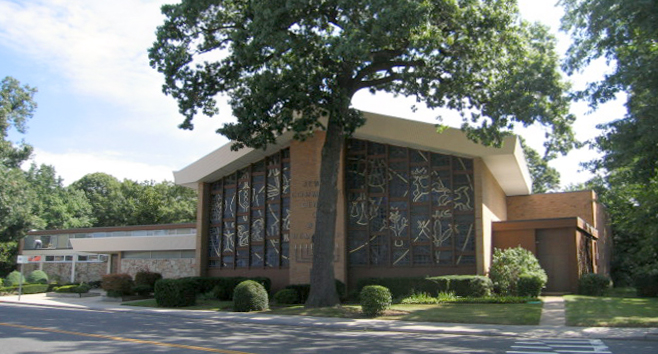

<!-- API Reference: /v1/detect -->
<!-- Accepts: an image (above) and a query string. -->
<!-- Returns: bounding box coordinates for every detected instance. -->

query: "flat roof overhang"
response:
[69,235,196,253]
[493,217,599,239]
[174,111,532,195]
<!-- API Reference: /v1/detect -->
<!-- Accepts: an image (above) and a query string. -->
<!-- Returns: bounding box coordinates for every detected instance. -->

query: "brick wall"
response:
[507,190,596,224]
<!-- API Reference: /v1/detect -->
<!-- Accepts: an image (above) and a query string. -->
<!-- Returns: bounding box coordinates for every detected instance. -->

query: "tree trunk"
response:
[305,114,343,308]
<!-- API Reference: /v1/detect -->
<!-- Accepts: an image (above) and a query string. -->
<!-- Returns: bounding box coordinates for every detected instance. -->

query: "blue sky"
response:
[0,0,624,187]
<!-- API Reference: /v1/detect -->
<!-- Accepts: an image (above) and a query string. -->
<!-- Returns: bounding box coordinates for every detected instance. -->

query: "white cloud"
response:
[29,148,175,185]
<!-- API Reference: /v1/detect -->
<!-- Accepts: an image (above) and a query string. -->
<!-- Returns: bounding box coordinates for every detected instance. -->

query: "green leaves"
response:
[150,0,576,156]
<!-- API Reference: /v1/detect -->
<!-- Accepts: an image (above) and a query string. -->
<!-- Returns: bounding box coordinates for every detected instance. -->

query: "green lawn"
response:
[565,294,658,327]
[124,299,542,325]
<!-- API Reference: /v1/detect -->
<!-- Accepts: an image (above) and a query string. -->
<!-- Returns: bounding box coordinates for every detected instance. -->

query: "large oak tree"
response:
[150,0,576,307]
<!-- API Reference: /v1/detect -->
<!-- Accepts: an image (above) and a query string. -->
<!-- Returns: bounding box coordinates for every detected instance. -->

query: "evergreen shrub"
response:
[273,288,299,304]
[27,270,49,284]
[578,273,612,296]
[134,270,162,292]
[634,270,658,297]
[489,247,547,296]
[285,280,346,303]
[154,278,197,307]
[233,280,269,312]
[55,283,91,295]
[517,274,545,297]
[101,273,134,297]
[4,271,25,287]
[360,285,392,317]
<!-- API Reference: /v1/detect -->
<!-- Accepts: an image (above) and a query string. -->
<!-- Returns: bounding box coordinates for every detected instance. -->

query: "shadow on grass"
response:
[565,294,658,327]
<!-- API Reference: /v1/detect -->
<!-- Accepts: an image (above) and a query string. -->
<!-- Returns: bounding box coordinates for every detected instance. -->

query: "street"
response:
[0,303,655,354]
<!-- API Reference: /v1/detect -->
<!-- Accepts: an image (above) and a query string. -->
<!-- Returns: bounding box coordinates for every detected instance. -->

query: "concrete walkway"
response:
[1,292,657,342]
[539,296,566,326]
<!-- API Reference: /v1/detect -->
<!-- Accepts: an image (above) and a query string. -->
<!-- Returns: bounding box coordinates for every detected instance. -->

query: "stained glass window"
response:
[207,148,290,269]
[346,139,475,268]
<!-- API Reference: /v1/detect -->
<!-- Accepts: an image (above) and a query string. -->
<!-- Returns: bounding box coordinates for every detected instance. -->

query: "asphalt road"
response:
[0,303,655,354]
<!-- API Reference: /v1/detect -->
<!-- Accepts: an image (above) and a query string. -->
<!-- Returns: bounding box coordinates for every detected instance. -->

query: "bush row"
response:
[0,283,50,295]
[279,280,346,304]
[356,275,493,299]
[153,276,273,307]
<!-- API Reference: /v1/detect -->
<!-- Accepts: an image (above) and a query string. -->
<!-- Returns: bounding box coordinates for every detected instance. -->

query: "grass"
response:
[565,288,658,327]
[124,298,543,325]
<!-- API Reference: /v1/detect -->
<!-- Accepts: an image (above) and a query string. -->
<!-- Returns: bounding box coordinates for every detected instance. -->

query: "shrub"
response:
[284,279,346,303]
[517,274,545,298]
[134,270,162,292]
[285,284,311,303]
[360,285,392,317]
[468,276,494,297]
[133,284,153,296]
[154,278,197,307]
[27,270,49,284]
[489,247,547,296]
[273,288,300,304]
[6,283,49,294]
[634,270,658,297]
[101,273,134,297]
[578,273,612,296]
[233,280,269,312]
[4,271,25,287]
[55,283,91,295]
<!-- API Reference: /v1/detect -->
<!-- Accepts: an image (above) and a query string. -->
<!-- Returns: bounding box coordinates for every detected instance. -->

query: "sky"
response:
[0,0,624,188]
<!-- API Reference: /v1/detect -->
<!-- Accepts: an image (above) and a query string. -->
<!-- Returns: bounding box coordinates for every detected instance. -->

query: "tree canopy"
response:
[150,0,577,307]
[561,0,658,279]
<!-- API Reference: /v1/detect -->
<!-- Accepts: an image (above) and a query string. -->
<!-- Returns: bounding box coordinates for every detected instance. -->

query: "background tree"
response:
[121,180,197,225]
[70,173,128,227]
[0,76,38,242]
[520,137,561,193]
[561,0,658,279]
[26,164,94,230]
[70,173,197,227]
[150,0,577,307]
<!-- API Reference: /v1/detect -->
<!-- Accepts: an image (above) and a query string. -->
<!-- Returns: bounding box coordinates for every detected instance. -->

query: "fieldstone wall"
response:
[121,259,196,279]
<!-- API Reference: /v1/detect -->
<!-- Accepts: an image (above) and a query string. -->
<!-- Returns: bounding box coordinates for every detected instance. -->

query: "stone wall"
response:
[121,259,196,279]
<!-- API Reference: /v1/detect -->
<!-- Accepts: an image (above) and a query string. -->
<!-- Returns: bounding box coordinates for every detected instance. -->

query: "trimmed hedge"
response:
[0,283,49,294]
[154,278,197,307]
[517,274,545,298]
[357,275,493,299]
[284,280,346,303]
[578,273,612,296]
[233,280,269,312]
[183,276,272,300]
[273,288,299,304]
[489,247,547,296]
[55,283,91,295]
[360,285,391,317]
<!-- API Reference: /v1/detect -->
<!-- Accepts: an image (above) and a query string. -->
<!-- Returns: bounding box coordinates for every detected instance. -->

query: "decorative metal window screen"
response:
[347,139,475,267]
[208,148,290,269]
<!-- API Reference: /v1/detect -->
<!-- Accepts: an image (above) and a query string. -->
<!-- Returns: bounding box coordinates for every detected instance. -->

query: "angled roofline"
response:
[174,111,532,195]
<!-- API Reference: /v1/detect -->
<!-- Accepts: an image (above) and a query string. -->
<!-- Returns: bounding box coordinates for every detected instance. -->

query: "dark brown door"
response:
[110,254,119,274]
[536,229,573,293]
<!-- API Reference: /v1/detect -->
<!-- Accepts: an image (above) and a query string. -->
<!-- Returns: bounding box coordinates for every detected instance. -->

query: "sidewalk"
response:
[1,292,657,342]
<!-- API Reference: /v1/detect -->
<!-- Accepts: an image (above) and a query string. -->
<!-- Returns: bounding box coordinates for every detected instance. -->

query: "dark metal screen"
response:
[208,148,290,269]
[346,139,475,267]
